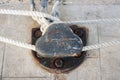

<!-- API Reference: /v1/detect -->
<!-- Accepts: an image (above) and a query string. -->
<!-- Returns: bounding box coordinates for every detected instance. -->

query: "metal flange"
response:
[31,25,88,73]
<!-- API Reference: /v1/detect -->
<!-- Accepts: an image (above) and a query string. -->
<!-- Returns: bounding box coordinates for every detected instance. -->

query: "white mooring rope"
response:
[1,9,120,25]
[0,9,60,21]
[0,9,120,54]
[0,35,120,52]
[82,40,120,51]
[55,18,120,24]
[0,36,36,51]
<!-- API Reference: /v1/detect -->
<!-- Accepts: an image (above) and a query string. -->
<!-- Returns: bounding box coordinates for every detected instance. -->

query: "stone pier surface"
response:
[0,0,120,80]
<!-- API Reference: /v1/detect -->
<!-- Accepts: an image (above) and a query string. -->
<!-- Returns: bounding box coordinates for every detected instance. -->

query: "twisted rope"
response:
[82,40,120,51]
[0,36,36,51]
[0,9,120,53]
[1,9,120,25]
[0,35,120,52]
[55,18,120,24]
[0,9,60,21]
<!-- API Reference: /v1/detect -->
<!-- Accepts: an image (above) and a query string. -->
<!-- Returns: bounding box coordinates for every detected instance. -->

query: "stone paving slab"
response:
[2,78,49,80]
[60,5,120,80]
[0,0,120,5]
[66,0,120,4]
[0,43,5,75]
[100,46,120,80]
[0,15,9,76]
[0,1,120,80]
[95,5,120,80]
[2,16,50,77]
[61,5,120,21]
[63,58,100,80]
[77,58,100,80]
[99,23,120,80]
[1,4,100,79]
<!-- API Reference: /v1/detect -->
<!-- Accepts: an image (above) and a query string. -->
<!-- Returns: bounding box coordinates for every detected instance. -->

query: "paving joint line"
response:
[97,25,102,80]
[1,43,6,80]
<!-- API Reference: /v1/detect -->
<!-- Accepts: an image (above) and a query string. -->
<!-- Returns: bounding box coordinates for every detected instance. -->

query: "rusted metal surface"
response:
[36,24,83,57]
[31,25,88,73]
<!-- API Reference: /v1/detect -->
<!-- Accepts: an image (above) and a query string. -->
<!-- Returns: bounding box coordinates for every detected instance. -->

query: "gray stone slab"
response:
[2,16,50,77]
[83,5,120,80]
[0,75,1,80]
[100,46,120,80]
[62,58,100,80]
[0,0,120,6]
[60,5,120,80]
[1,2,120,80]
[99,21,120,80]
[0,15,9,76]
[65,0,120,5]
[0,43,5,75]
[77,58,100,80]
[2,78,49,80]
[61,5,120,21]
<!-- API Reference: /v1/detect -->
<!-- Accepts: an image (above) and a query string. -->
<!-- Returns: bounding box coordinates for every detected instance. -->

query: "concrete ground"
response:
[0,0,120,80]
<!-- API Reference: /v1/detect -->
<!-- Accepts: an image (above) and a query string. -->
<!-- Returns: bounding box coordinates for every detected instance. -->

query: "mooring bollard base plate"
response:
[31,25,88,73]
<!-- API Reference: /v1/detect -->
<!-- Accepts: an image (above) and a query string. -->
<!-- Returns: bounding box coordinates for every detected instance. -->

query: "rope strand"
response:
[82,40,120,51]
[0,36,36,51]
[55,18,120,24]
[0,35,120,52]
[0,9,60,21]
[0,9,120,53]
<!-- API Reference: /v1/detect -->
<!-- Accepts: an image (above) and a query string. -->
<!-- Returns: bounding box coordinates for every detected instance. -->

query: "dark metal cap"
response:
[35,23,83,57]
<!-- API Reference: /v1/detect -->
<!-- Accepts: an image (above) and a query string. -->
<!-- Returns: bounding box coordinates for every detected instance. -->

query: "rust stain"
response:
[48,30,60,35]
[45,38,52,43]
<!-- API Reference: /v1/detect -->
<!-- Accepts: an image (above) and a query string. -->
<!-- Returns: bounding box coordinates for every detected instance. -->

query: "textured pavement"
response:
[0,0,120,80]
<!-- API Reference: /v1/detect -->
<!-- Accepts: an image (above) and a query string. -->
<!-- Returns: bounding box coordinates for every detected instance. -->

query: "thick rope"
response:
[0,35,120,52]
[0,36,36,51]
[0,9,60,21]
[82,40,120,51]
[0,9,120,53]
[1,9,120,25]
[55,18,120,24]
